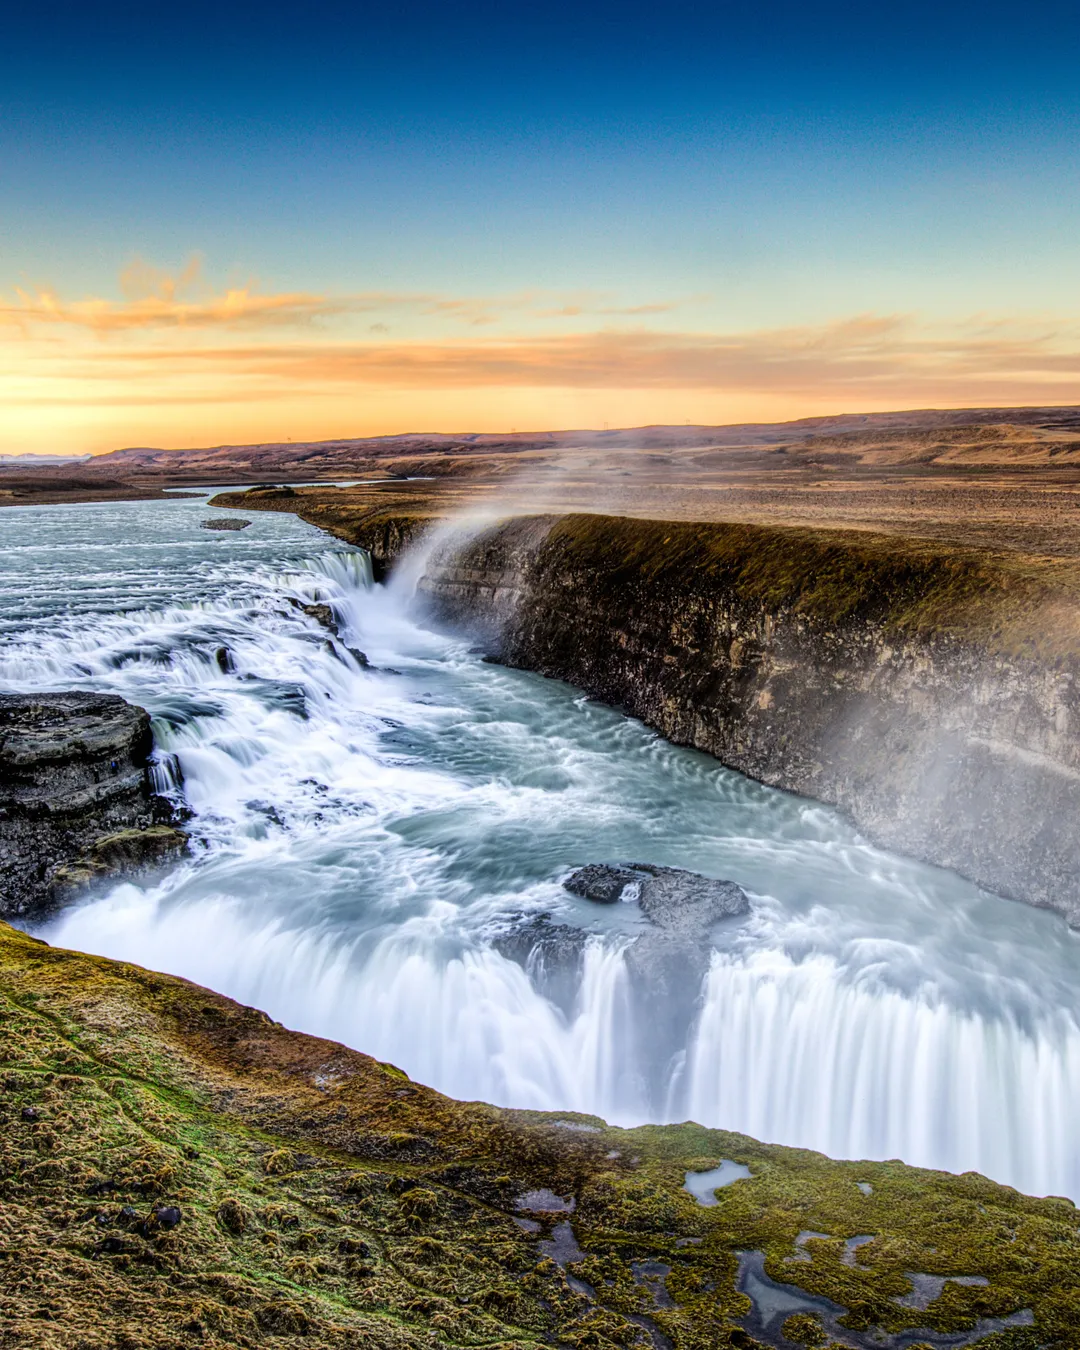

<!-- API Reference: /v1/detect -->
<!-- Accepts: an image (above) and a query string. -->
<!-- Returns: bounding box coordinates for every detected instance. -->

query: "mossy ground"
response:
[1,922,1077,1349]
[540,514,1080,663]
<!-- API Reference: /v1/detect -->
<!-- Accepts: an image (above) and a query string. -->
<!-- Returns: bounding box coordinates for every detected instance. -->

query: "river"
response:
[2,495,1078,1199]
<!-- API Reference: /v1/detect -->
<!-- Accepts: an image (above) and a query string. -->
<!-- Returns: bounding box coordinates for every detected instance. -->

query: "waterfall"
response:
[685,950,1080,1199]
[3,497,1078,1202]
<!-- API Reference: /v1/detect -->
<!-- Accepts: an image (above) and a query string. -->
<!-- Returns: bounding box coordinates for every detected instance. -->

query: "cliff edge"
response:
[411,514,1080,926]
[1,918,1073,1348]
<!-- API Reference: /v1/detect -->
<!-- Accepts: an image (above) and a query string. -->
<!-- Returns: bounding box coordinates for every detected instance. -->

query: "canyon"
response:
[218,488,1080,928]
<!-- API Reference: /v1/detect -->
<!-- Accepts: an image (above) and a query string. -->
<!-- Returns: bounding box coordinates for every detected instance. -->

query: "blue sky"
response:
[2,0,1079,452]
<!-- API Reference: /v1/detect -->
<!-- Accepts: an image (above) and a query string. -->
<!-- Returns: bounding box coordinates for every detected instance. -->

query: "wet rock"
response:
[214,645,236,673]
[299,602,339,635]
[21,1106,39,1122]
[153,1205,182,1231]
[563,863,749,1066]
[493,914,587,970]
[564,862,749,929]
[51,826,189,901]
[201,518,251,530]
[346,646,371,669]
[564,863,641,903]
[0,691,186,919]
[497,866,748,1036]
[492,915,588,1012]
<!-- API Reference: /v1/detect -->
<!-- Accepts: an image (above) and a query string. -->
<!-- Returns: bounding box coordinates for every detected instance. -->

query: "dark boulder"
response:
[557,863,753,1059]
[496,865,749,1030]
[493,915,589,1013]
[0,691,186,920]
[563,863,641,904]
[202,518,251,531]
[564,862,749,932]
[292,600,340,636]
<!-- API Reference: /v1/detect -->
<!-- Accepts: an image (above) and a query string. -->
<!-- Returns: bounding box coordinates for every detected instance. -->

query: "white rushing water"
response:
[2,496,1079,1199]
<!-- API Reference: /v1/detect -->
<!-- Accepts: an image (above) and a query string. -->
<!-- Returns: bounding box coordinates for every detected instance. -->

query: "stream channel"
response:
[2,496,1078,1202]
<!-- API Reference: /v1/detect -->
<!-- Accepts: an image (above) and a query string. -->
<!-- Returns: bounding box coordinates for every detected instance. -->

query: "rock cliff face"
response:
[403,513,1080,926]
[0,691,186,919]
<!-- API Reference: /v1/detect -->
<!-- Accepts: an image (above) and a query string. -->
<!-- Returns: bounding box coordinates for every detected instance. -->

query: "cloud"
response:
[3,308,1080,427]
[0,261,695,334]
[52,312,1076,395]
[1,272,350,334]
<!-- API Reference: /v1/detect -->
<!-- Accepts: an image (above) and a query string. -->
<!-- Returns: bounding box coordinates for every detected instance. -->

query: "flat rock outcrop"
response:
[201,517,251,530]
[0,691,185,918]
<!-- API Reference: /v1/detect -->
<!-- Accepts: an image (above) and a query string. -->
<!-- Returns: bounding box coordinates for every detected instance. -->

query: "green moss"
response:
[2,922,1079,1348]
[543,513,1080,661]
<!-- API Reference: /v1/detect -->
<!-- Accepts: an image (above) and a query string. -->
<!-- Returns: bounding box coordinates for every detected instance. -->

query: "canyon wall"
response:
[402,513,1080,926]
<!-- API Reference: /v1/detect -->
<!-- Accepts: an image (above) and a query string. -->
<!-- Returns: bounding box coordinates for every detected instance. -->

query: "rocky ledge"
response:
[1,918,1074,1349]
[499,863,750,1064]
[0,691,186,919]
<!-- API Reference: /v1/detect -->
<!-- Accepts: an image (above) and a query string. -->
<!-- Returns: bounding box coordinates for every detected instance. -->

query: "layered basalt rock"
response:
[409,514,1080,927]
[0,691,185,918]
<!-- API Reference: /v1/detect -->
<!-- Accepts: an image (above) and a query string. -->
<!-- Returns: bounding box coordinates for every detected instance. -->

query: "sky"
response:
[2,0,1080,455]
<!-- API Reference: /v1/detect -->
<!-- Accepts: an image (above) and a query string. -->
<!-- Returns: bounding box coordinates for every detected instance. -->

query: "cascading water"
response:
[2,496,1078,1200]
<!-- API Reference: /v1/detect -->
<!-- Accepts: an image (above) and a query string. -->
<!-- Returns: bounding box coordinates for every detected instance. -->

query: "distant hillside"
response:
[89,404,1080,475]
[6,404,1080,510]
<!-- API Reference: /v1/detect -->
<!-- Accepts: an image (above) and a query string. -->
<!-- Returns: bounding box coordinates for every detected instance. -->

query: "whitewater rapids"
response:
[2,496,1078,1200]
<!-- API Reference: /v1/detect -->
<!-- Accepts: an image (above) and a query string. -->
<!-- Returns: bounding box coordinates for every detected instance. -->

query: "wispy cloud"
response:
[0,259,696,334]
[1,257,349,333]
[4,297,1080,454]
[37,313,1076,396]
